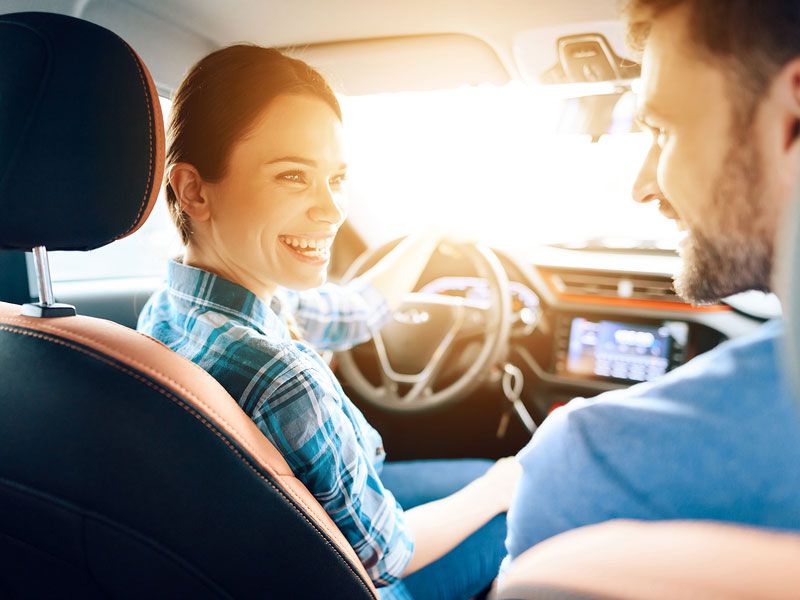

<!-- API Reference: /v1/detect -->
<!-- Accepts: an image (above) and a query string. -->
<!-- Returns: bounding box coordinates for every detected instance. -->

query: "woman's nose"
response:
[309,184,346,225]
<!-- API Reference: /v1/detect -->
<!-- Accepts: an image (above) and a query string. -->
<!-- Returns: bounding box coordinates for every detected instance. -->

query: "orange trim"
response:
[557,293,731,313]
[0,302,377,596]
[539,270,731,313]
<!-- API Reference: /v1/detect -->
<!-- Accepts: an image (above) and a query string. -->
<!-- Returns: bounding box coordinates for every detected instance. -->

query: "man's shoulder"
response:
[523,323,800,478]
[561,319,787,423]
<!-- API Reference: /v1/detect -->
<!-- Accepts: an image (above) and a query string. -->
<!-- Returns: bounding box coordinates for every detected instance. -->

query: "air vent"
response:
[549,270,680,302]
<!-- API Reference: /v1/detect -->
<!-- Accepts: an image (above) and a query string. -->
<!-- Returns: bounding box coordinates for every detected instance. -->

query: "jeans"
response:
[380,459,507,600]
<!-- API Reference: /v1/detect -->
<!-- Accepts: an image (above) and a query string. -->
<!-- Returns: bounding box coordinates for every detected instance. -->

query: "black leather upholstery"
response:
[0,12,161,251]
[0,320,374,599]
[0,11,376,598]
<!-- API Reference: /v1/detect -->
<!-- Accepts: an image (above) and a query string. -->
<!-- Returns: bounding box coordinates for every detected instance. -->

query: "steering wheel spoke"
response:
[336,241,513,412]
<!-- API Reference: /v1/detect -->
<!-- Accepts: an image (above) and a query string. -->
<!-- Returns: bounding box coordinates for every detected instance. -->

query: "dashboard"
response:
[339,240,775,458]
[416,244,764,394]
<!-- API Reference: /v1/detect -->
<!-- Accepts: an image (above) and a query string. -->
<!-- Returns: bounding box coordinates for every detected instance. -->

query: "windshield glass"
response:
[339,82,680,253]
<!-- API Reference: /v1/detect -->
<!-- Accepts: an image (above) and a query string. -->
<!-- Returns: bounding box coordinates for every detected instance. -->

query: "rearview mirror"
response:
[558,89,640,141]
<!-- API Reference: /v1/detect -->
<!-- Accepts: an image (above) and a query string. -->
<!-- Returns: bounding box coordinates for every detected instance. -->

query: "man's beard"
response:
[673,137,773,305]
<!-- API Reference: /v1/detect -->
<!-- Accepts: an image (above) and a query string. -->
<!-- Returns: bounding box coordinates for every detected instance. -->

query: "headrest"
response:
[0,12,165,252]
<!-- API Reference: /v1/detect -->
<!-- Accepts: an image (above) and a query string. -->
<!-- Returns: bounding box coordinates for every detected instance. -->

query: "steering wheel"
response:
[336,241,513,412]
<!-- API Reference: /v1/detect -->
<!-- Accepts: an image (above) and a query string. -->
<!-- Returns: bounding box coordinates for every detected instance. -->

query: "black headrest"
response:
[0,12,165,251]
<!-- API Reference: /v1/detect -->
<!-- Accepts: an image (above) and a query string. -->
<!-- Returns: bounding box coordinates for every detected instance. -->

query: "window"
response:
[337,83,675,252]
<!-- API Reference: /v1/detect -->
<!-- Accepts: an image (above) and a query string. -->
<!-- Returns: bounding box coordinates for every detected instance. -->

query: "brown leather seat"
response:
[497,518,800,599]
[0,11,376,598]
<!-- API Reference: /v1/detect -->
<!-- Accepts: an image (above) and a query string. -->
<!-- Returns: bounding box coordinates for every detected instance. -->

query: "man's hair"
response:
[623,1,800,119]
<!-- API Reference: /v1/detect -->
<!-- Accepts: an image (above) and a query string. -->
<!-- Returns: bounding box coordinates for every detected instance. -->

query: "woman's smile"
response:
[278,233,336,265]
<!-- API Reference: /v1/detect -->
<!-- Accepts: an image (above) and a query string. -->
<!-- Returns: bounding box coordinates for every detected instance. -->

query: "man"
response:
[504,0,800,567]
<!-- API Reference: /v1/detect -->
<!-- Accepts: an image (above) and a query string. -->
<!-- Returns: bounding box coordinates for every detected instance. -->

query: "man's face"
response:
[632,5,783,304]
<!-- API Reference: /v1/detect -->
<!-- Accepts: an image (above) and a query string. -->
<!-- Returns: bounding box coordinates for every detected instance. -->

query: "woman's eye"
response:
[278,170,307,184]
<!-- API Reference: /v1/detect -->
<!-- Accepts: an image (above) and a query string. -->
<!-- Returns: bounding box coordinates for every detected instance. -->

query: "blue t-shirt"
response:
[504,319,800,569]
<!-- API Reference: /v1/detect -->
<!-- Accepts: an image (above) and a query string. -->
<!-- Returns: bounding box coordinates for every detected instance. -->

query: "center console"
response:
[553,314,690,383]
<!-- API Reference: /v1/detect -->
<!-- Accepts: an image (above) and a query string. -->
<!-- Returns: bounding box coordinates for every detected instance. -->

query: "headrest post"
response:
[20,245,76,319]
[32,245,55,306]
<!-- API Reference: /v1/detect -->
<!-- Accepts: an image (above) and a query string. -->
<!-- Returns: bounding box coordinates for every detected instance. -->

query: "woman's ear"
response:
[169,163,212,223]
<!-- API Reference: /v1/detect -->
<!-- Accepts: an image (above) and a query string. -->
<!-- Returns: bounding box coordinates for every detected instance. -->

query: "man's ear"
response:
[778,58,800,157]
[168,163,212,223]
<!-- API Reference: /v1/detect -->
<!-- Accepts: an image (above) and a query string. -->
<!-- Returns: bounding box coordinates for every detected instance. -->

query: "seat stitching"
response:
[2,317,282,471]
[0,323,341,560]
[0,479,233,598]
[0,324,376,598]
[107,43,155,244]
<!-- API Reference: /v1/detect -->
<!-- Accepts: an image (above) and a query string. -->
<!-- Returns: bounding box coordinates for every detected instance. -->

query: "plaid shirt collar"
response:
[166,258,290,341]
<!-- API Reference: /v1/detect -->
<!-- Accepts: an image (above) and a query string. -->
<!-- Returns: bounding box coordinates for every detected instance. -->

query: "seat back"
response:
[0,11,375,598]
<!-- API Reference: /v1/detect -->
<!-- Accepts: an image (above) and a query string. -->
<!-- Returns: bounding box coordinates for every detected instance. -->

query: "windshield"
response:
[339,82,680,254]
[47,85,680,285]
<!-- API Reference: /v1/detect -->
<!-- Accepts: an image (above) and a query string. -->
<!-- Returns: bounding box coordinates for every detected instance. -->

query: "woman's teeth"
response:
[280,236,333,258]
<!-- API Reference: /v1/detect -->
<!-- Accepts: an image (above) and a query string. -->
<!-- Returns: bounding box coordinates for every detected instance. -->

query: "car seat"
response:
[0,11,377,599]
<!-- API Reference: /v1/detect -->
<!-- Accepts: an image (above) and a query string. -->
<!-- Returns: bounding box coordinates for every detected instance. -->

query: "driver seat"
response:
[0,12,376,599]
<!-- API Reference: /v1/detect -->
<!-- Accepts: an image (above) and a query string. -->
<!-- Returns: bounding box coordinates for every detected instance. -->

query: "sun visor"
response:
[284,34,510,95]
[514,21,640,86]
[0,12,164,252]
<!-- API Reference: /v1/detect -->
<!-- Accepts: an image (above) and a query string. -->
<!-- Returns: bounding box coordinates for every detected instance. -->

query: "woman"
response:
[138,44,520,600]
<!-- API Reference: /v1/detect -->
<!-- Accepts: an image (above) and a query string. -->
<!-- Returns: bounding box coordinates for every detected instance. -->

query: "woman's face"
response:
[203,94,347,294]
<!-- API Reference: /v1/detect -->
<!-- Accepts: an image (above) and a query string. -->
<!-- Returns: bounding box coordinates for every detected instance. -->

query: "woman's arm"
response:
[285,231,441,350]
[358,231,440,311]
[403,457,521,575]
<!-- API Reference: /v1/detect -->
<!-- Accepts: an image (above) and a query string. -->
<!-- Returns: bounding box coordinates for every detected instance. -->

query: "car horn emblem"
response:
[393,308,430,325]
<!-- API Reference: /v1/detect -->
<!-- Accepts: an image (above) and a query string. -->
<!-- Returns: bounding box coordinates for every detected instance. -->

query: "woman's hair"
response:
[165,45,342,244]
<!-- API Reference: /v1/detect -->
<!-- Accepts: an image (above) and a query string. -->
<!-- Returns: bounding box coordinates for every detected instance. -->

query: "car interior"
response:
[0,1,798,598]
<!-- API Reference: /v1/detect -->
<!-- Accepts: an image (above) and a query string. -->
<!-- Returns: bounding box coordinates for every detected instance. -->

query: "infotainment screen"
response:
[566,318,674,382]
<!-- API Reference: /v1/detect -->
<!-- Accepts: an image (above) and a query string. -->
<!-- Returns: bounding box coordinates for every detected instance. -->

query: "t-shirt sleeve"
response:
[504,395,669,564]
[246,349,413,586]
[504,326,795,570]
[281,278,391,351]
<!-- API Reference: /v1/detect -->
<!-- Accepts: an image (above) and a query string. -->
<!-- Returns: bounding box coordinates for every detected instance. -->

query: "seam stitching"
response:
[0,324,375,598]
[108,43,154,244]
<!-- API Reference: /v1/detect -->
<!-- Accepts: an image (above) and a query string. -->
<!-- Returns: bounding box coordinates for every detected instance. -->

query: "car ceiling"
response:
[2,0,621,94]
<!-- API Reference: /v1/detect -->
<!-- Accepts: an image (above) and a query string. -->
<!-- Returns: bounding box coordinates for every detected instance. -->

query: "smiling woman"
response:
[135,44,520,600]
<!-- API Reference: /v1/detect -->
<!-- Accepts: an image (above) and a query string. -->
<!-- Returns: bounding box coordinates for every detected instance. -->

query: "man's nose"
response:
[309,184,346,225]
[632,143,662,204]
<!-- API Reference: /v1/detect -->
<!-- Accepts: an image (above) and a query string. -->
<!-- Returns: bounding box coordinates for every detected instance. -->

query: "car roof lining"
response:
[4,0,621,93]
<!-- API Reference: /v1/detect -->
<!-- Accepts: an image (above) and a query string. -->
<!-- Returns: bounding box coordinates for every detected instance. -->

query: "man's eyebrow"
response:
[264,156,348,170]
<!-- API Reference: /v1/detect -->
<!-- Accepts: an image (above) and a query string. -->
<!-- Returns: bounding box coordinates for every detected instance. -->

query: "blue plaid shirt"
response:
[138,259,414,598]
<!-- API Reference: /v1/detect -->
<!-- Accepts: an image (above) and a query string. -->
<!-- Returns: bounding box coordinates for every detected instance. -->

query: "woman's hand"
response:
[477,456,523,514]
[358,231,443,310]
[403,456,522,575]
